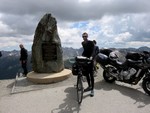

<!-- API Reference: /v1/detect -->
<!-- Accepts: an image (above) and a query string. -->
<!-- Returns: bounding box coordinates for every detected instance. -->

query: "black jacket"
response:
[20,48,28,61]
[82,40,94,58]
[92,45,99,58]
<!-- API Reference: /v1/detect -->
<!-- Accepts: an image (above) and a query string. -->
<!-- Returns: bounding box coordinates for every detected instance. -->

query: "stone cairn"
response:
[32,13,64,73]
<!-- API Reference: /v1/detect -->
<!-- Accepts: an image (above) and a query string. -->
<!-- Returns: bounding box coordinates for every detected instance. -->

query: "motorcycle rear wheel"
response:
[142,77,150,96]
[103,70,116,83]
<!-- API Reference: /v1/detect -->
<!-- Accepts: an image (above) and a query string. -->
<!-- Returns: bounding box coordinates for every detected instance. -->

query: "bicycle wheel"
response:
[77,76,84,104]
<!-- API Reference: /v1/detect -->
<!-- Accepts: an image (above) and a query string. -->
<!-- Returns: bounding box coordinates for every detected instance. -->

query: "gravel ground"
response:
[0,68,150,113]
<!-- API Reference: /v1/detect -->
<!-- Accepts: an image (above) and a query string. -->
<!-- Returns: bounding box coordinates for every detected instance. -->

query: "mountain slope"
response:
[0,46,150,79]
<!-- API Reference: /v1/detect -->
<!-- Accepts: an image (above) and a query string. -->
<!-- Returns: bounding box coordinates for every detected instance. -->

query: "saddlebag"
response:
[96,53,109,65]
[72,62,78,75]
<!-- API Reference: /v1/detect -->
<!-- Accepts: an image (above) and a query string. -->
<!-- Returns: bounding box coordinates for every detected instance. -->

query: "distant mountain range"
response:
[0,46,150,79]
[0,47,82,79]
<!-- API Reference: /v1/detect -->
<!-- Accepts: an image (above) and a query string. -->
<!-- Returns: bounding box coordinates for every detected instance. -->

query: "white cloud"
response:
[58,24,86,48]
[0,0,150,50]
[0,21,14,34]
[127,41,150,48]
[114,32,132,43]
[78,0,91,3]
[0,37,21,50]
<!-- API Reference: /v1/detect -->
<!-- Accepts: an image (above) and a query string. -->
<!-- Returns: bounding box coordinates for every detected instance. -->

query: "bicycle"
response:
[72,56,93,104]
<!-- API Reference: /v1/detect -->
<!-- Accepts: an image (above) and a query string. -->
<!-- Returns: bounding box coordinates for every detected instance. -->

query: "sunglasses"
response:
[82,36,87,37]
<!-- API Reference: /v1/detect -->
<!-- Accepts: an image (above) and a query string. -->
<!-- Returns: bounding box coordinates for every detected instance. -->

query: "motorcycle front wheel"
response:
[142,77,150,96]
[103,70,116,83]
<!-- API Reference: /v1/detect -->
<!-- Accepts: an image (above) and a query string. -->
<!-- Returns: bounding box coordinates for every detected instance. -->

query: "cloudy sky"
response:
[0,0,150,51]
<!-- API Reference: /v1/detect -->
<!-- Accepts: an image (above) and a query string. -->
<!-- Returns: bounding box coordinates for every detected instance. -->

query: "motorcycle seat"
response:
[127,59,142,63]
[126,52,142,61]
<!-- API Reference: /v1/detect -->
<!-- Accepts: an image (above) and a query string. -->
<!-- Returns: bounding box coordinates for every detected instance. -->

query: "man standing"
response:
[92,40,100,77]
[81,32,95,97]
[92,40,99,59]
[19,44,28,76]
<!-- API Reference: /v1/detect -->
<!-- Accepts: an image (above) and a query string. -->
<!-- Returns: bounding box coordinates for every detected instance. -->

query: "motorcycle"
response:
[96,49,150,95]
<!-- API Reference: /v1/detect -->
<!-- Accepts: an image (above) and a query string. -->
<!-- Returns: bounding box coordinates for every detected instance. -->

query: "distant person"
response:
[0,51,2,57]
[92,40,100,76]
[19,44,28,76]
[92,40,99,59]
[81,32,95,97]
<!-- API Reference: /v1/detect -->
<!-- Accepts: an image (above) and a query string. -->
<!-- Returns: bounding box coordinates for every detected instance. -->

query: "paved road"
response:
[0,68,150,113]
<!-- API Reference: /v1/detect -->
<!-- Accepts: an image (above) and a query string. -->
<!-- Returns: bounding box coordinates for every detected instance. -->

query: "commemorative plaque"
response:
[42,42,57,61]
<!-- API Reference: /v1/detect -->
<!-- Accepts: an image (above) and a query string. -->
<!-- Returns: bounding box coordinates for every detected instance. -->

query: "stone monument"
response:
[27,13,71,83]
[32,13,64,73]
